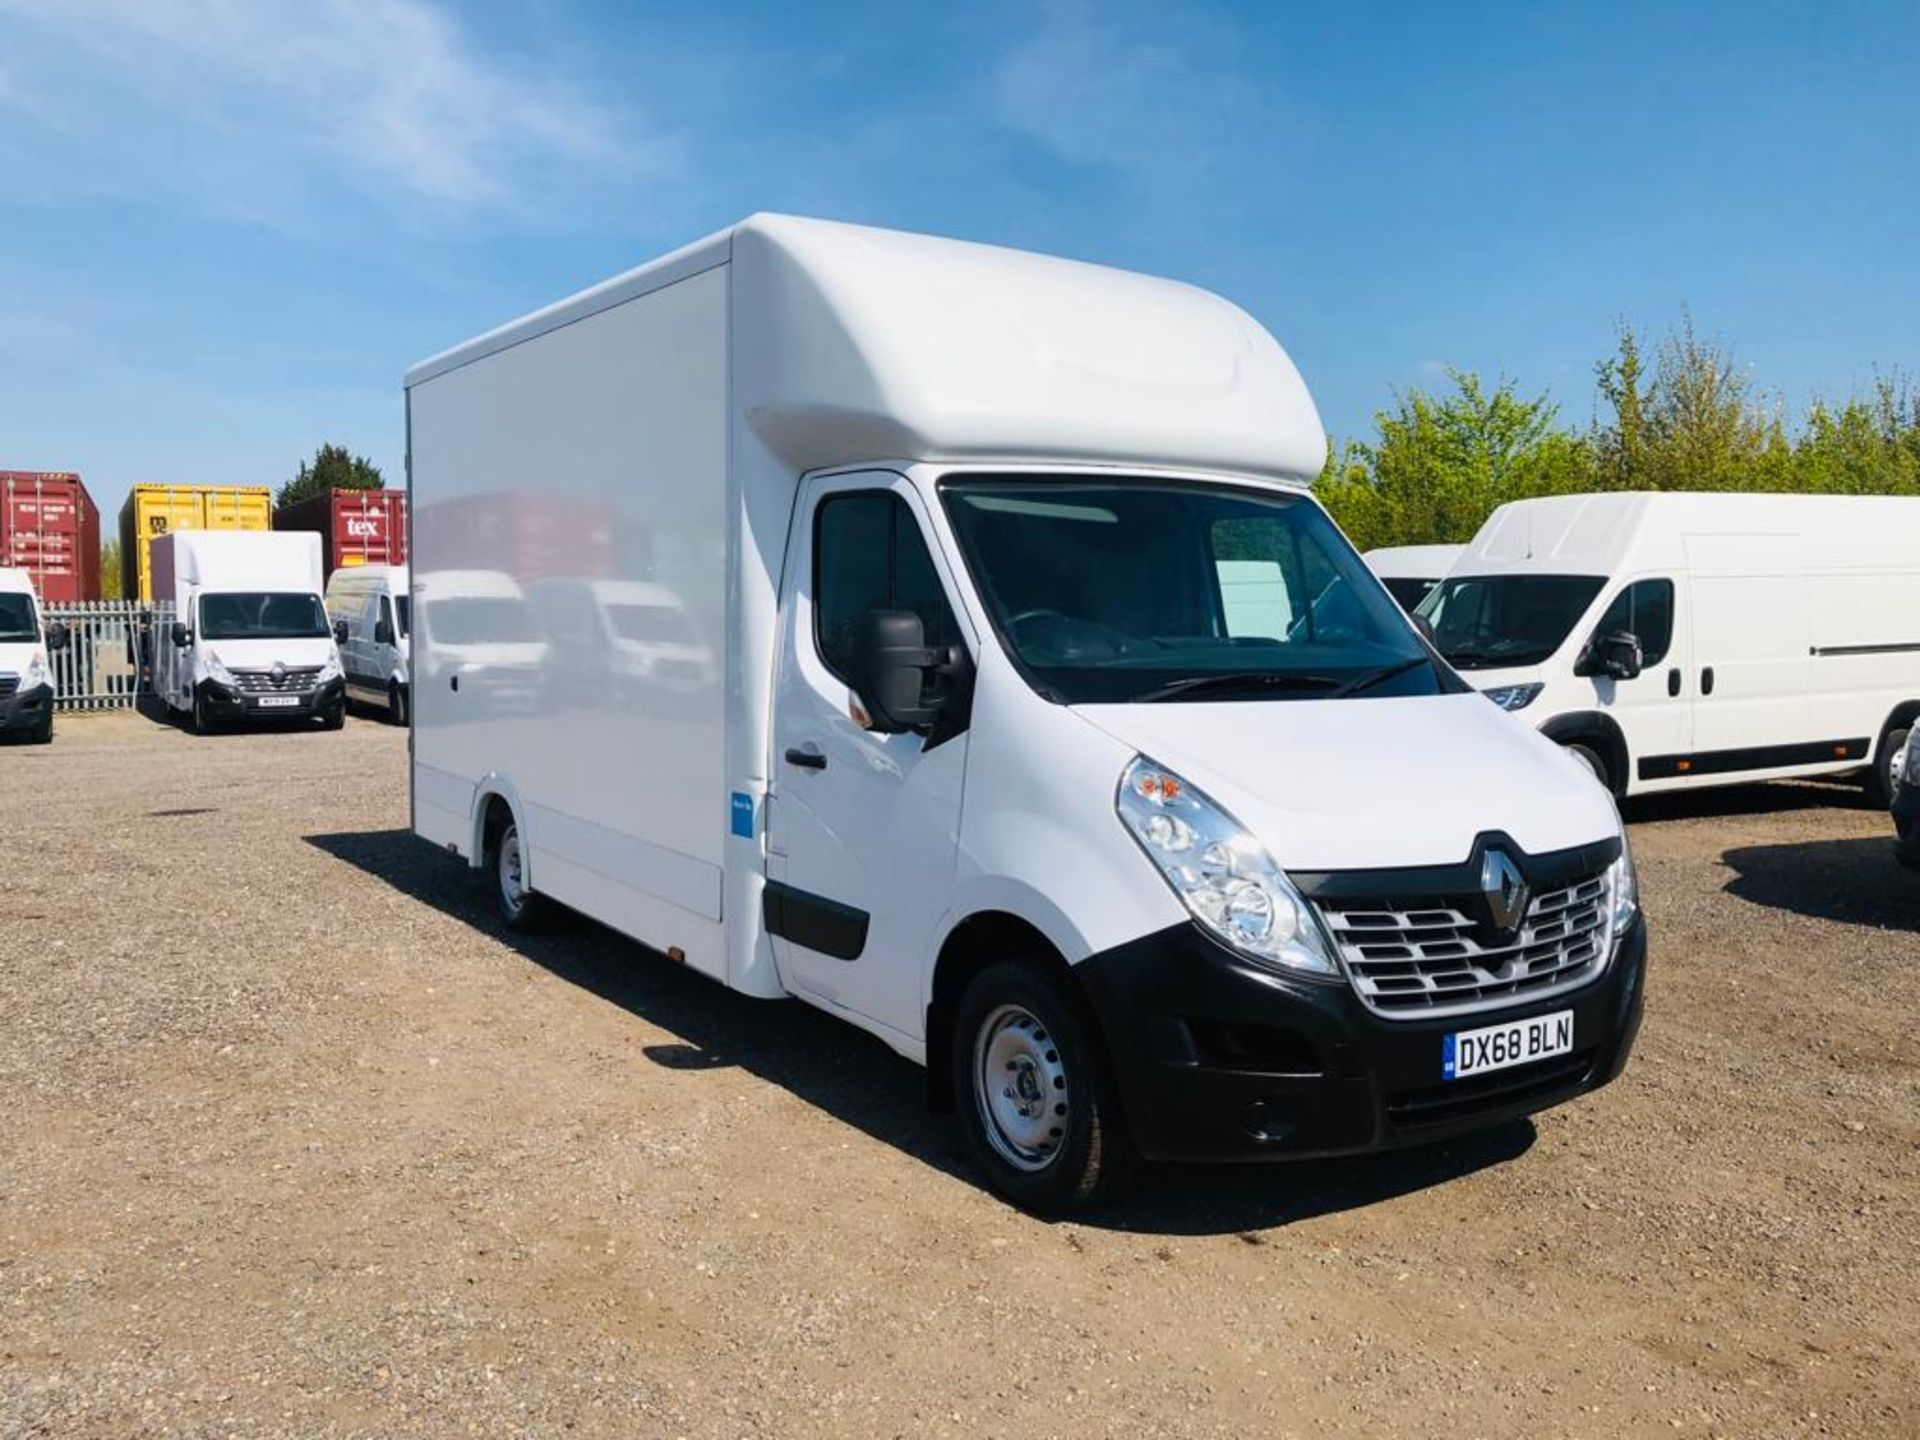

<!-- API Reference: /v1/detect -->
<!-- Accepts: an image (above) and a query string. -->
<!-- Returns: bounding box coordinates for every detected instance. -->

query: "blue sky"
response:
[2,0,1915,523]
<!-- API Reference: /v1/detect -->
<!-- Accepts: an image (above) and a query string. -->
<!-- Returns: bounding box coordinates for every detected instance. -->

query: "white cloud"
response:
[0,0,677,223]
[993,0,1260,177]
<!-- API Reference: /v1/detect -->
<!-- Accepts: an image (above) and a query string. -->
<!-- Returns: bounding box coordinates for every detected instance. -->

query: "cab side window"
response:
[378,595,395,640]
[815,492,959,689]
[1593,579,1675,666]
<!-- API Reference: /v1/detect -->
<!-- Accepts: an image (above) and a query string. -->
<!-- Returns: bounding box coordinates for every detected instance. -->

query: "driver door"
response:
[766,472,973,1042]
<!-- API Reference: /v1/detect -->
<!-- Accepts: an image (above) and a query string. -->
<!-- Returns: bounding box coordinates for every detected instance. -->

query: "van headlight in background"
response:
[318,651,343,683]
[1604,838,1639,943]
[202,651,236,689]
[1116,756,1339,977]
[20,652,49,691]
[1482,683,1543,712]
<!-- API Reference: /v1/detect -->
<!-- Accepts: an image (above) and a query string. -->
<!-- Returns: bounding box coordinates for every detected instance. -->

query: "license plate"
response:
[255,695,302,708]
[1443,1009,1573,1081]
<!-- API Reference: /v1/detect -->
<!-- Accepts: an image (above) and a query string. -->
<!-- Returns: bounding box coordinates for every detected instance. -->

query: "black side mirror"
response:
[374,619,395,646]
[1580,630,1642,681]
[44,621,70,651]
[849,607,941,734]
[170,621,192,648]
[332,618,350,646]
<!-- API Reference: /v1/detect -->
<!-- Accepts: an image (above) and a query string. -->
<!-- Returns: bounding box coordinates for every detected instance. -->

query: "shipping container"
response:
[273,488,408,575]
[117,483,273,601]
[1,471,101,602]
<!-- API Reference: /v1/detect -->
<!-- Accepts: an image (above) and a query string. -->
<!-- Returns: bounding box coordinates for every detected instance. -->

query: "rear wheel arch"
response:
[1539,711,1629,797]
[1866,700,1920,805]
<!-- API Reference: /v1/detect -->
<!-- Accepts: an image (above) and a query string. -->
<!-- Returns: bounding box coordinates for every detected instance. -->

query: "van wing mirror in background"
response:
[44,621,70,651]
[849,607,942,734]
[332,619,350,646]
[170,621,192,648]
[374,618,395,646]
[1410,612,1437,645]
[1579,630,1643,681]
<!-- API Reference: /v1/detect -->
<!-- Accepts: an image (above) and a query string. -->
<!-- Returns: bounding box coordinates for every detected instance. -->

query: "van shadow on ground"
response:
[1718,835,1919,933]
[306,827,1537,1236]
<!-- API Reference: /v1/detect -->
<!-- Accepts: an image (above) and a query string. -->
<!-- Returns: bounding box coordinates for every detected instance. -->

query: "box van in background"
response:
[1365,543,1464,612]
[152,531,348,735]
[407,215,1646,1213]
[1419,493,1920,801]
[325,564,411,724]
[0,566,68,744]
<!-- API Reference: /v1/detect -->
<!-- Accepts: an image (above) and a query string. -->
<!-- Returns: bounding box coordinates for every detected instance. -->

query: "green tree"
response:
[1317,370,1595,548]
[278,443,384,508]
[100,539,124,600]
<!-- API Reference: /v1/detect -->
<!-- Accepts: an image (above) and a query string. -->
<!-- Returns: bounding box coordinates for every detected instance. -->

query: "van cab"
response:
[1420,493,1920,801]
[407,215,1647,1212]
[325,564,411,724]
[1364,543,1463,612]
[0,567,67,744]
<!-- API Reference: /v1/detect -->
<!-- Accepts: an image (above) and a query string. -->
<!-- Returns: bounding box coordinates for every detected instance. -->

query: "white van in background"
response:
[1365,543,1464,612]
[1419,493,1920,800]
[407,215,1646,1213]
[325,564,411,724]
[0,567,68,744]
[151,531,347,735]
[529,578,717,708]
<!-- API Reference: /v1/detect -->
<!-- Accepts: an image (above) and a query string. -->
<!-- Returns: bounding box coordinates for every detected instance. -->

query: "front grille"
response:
[0,675,18,699]
[1320,871,1611,1020]
[231,666,322,694]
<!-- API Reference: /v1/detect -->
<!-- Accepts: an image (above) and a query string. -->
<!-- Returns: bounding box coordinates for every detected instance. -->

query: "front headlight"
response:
[1483,683,1543,712]
[203,651,235,688]
[1604,837,1639,941]
[1116,756,1338,976]
[319,651,343,682]
[21,652,49,690]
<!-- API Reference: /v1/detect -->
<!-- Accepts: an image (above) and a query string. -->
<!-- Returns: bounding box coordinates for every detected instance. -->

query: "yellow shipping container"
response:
[117,484,274,601]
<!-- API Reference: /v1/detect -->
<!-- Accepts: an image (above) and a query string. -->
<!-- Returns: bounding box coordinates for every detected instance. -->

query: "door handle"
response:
[1700,666,1715,696]
[784,746,827,770]
[1667,667,1681,697]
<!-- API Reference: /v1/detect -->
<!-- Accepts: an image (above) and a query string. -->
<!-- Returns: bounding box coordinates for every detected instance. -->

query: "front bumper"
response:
[1077,917,1646,1164]
[1893,783,1919,868]
[197,676,346,720]
[0,682,53,732]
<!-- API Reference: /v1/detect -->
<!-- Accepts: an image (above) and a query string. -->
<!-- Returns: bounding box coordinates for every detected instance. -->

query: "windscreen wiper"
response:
[1137,671,1343,703]
[1329,655,1431,698]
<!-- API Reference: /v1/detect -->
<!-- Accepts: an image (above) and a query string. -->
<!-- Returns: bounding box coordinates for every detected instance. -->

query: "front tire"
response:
[30,713,53,745]
[389,680,409,728]
[190,689,213,736]
[951,961,1134,1215]
[490,819,549,934]
[321,699,346,731]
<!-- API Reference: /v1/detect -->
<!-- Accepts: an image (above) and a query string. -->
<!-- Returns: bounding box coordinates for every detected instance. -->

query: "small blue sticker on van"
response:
[730,791,756,838]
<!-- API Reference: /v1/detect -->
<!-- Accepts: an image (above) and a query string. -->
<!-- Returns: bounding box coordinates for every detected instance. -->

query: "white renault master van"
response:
[407,216,1646,1212]
[0,567,68,744]
[1420,493,1920,801]
[325,564,411,724]
[151,531,348,734]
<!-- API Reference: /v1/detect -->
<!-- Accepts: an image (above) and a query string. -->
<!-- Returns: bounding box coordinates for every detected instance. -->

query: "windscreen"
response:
[1418,574,1606,669]
[199,592,330,641]
[940,478,1439,705]
[425,596,541,645]
[0,593,38,642]
[1380,576,1438,611]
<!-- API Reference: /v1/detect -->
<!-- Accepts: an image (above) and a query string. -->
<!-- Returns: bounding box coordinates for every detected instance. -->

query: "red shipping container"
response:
[0,471,101,602]
[273,488,409,576]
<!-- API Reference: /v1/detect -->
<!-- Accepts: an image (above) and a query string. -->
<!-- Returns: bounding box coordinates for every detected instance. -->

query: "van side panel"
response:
[408,263,732,982]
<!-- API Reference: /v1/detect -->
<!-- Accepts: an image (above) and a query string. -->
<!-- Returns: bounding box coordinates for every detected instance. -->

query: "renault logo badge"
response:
[270,662,287,684]
[1480,849,1529,935]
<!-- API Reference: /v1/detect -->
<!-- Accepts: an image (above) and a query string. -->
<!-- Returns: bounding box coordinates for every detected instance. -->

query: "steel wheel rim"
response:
[499,827,527,917]
[972,1003,1069,1173]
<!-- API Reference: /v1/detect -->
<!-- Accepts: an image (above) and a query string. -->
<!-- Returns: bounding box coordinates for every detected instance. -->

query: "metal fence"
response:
[44,601,172,711]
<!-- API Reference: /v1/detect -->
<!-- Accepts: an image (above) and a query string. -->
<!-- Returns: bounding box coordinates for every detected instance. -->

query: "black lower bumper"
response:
[0,682,53,733]
[1894,784,1919,868]
[1077,918,1647,1164]
[197,677,345,720]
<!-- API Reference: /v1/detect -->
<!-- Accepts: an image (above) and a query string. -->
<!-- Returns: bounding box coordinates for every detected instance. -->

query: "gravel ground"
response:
[3,709,1916,1439]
